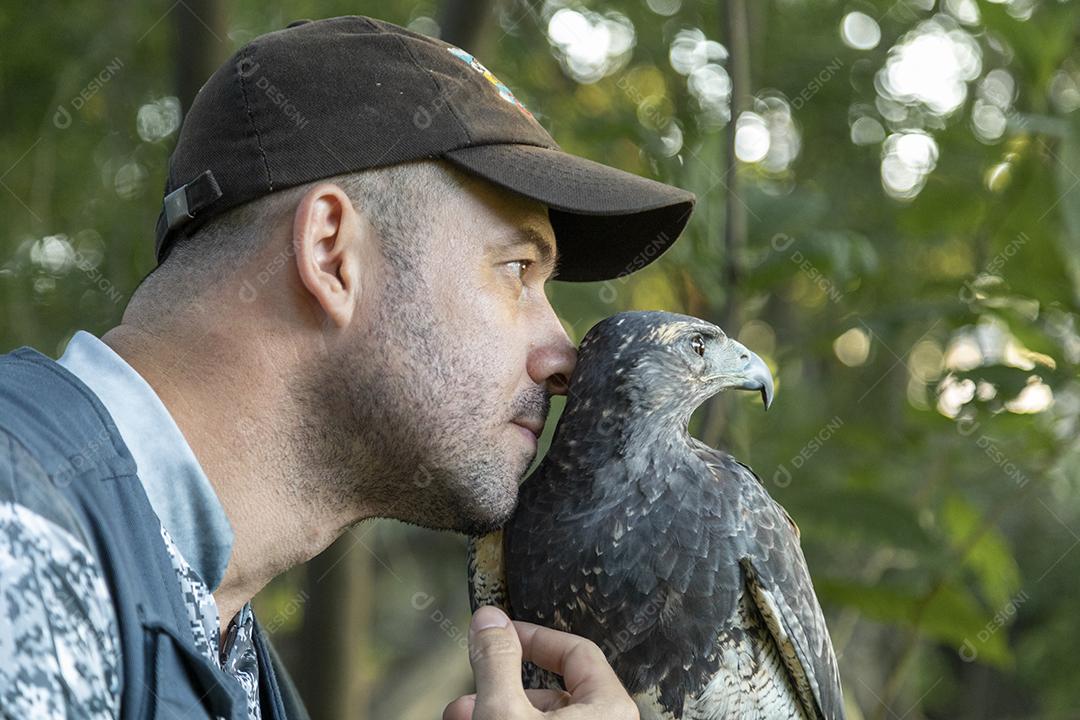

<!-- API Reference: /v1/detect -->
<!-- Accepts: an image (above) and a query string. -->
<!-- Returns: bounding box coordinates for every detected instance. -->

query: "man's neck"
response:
[101,322,349,627]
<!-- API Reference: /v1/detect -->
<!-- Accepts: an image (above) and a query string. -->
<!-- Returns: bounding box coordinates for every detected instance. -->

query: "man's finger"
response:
[524,688,573,711]
[442,693,475,720]
[512,620,627,704]
[468,606,529,713]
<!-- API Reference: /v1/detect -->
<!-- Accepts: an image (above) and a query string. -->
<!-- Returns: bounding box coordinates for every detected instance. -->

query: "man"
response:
[0,15,695,720]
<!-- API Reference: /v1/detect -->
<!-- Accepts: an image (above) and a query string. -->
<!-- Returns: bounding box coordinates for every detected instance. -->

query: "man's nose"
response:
[528,311,577,396]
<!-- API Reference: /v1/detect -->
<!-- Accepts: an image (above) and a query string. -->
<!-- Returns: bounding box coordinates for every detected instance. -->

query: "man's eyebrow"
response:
[503,225,561,279]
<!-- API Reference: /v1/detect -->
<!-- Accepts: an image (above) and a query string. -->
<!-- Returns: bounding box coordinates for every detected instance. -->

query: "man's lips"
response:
[511,417,544,439]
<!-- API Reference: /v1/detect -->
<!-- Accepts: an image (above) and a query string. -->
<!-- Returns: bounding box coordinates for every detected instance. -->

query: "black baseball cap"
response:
[155,15,696,282]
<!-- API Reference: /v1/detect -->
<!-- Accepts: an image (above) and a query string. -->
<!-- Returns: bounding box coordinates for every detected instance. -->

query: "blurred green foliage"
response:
[3,0,1080,718]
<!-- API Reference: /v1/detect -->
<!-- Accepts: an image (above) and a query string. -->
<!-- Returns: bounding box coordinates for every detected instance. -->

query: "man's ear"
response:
[292,183,365,329]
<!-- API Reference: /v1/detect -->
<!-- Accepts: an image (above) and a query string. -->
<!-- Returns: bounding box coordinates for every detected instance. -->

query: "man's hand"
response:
[443,605,640,720]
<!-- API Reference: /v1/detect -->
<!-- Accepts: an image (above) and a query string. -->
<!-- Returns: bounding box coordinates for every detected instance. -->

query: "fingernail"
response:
[471,605,509,632]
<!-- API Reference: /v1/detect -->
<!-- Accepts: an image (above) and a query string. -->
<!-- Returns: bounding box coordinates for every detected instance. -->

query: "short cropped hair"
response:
[124,159,469,325]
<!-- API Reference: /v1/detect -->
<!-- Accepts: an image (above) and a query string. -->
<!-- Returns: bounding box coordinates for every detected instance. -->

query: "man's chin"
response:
[457,489,519,537]
[458,517,510,539]
[393,447,528,536]
[386,500,516,537]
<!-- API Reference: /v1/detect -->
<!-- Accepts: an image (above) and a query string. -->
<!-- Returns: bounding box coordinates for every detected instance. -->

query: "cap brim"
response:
[442,143,695,282]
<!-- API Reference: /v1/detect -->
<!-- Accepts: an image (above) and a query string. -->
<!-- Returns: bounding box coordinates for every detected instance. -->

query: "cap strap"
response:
[163,170,223,235]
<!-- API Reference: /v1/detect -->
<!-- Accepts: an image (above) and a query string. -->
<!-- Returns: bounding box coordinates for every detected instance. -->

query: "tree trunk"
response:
[296,532,373,719]
[173,0,228,114]
[438,0,497,56]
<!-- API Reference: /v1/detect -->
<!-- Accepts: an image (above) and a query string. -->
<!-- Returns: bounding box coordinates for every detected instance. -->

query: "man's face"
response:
[313,171,577,537]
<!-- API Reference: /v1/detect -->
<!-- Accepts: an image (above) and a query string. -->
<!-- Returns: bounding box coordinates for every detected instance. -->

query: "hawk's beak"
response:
[704,339,775,410]
[736,348,774,411]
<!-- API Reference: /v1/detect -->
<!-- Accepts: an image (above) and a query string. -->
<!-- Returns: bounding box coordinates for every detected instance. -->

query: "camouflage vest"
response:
[0,345,310,720]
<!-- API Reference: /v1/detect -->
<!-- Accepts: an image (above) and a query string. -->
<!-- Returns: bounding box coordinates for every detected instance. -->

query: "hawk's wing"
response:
[505,453,749,716]
[696,447,846,720]
[502,443,844,720]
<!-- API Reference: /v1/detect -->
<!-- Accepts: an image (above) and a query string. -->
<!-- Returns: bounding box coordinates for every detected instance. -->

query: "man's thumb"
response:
[468,606,527,711]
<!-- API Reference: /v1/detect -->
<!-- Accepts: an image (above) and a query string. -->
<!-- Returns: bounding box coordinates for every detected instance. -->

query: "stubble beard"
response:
[287,286,527,538]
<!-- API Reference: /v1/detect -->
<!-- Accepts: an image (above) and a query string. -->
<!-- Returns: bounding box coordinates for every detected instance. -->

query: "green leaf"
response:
[940,494,1022,610]
[817,578,1014,667]
[1050,123,1080,306]
[786,487,935,553]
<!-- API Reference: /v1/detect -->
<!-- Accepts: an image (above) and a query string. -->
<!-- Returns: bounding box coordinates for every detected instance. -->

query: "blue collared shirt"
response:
[57,329,234,591]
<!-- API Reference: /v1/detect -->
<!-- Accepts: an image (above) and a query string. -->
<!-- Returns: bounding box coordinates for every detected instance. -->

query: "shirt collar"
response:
[57,329,234,592]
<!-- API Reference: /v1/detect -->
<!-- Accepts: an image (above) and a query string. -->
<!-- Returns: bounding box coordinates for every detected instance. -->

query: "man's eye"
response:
[507,260,532,282]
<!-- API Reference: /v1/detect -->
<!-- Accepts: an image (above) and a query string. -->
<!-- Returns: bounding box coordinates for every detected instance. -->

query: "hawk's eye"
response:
[690,334,706,357]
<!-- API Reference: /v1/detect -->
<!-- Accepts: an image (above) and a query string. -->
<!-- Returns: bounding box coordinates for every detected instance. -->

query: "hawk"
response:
[467,311,845,720]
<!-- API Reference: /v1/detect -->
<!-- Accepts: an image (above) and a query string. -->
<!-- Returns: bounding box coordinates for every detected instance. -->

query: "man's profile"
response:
[0,15,695,720]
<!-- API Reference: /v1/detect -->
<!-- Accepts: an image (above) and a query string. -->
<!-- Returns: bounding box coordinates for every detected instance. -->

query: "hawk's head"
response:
[569,311,774,418]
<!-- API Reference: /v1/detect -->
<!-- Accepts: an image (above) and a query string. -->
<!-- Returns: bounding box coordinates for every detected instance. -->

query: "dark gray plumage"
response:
[467,310,844,720]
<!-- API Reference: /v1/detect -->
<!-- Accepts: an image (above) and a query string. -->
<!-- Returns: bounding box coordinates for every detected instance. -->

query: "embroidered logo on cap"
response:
[446,46,537,122]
